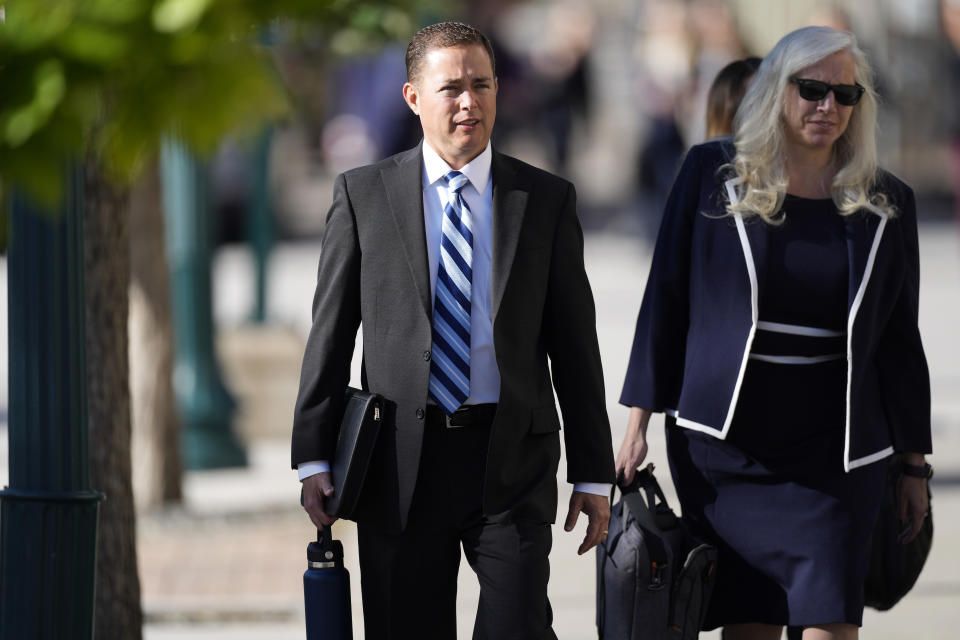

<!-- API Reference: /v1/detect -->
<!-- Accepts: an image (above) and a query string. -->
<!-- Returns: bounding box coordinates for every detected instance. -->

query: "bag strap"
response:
[621,487,662,536]
[615,466,671,532]
[638,466,670,508]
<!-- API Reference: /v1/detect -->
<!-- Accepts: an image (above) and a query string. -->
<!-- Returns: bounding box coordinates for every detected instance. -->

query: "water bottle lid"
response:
[307,536,344,564]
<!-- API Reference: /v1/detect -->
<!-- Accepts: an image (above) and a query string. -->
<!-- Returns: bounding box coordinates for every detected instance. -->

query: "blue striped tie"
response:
[429,171,473,415]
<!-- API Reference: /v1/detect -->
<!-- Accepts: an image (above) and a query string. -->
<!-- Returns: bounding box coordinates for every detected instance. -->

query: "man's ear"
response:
[402,82,420,115]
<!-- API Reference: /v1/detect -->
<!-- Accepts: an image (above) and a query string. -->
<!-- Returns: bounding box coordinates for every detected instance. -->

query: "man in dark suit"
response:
[292,21,615,639]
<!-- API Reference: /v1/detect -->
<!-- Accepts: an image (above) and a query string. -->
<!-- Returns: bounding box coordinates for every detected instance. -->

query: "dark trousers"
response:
[357,407,557,640]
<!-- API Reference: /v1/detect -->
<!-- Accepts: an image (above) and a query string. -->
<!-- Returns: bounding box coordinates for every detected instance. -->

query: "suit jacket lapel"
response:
[490,151,530,322]
[381,146,431,319]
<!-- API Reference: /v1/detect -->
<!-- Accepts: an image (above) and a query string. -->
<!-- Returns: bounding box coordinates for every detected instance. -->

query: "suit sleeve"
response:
[543,182,616,484]
[291,173,362,468]
[619,145,704,411]
[875,185,932,454]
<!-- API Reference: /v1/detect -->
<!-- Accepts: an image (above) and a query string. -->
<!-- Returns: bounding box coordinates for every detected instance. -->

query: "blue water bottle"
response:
[304,525,353,639]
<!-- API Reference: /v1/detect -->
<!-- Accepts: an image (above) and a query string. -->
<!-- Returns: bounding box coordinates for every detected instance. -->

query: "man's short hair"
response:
[405,21,496,85]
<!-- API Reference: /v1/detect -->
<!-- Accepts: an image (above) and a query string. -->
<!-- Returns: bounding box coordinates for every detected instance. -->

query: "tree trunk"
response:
[129,158,182,510]
[83,157,143,640]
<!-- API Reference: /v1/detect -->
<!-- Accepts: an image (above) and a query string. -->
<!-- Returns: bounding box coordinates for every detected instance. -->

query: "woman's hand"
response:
[616,407,652,485]
[899,453,930,544]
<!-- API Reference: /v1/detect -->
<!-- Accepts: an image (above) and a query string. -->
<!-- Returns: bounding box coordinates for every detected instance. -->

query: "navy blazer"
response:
[621,140,932,470]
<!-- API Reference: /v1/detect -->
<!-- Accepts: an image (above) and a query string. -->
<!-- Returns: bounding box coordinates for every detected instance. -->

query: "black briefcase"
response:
[596,465,717,640]
[325,387,385,520]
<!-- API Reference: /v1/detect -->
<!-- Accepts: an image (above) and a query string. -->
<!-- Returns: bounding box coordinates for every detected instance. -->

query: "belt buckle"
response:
[445,406,470,429]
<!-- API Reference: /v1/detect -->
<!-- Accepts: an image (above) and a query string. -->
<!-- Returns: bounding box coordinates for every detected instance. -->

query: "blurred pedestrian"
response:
[617,26,931,640]
[632,0,696,237]
[528,1,596,175]
[705,56,761,139]
[686,0,752,142]
[292,21,615,639]
[942,0,960,222]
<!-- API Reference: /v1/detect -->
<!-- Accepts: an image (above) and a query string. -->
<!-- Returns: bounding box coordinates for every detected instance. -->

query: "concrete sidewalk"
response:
[140,222,960,639]
[138,440,960,640]
[2,224,958,638]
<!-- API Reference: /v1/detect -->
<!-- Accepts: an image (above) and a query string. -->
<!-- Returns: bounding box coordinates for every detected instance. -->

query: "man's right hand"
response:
[302,471,337,530]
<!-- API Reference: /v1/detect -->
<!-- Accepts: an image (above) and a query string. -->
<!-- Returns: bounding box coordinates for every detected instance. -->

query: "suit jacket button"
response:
[416,408,425,420]
[423,350,431,361]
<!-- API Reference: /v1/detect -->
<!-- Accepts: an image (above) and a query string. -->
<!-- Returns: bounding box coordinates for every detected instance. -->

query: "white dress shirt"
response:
[299,141,608,497]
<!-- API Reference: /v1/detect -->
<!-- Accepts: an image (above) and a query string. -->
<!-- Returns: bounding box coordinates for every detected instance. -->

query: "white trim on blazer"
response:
[726,179,759,439]
[757,321,844,337]
[845,212,890,470]
[749,353,844,364]
[849,445,895,470]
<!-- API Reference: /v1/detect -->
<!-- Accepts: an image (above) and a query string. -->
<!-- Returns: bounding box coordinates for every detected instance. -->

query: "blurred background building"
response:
[2,0,959,638]
[249,0,960,247]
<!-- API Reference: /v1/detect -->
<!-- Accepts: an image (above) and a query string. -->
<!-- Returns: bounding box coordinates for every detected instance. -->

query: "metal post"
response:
[1,170,104,639]
[161,138,247,470]
[247,126,274,324]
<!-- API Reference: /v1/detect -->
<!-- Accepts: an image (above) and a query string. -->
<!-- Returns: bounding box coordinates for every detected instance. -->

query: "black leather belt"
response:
[426,403,497,429]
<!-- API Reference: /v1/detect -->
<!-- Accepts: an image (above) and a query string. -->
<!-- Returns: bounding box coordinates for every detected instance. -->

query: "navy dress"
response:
[665,195,886,628]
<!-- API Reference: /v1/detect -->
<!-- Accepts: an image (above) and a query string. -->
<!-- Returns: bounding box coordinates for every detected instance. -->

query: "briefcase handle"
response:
[611,463,671,537]
[612,463,666,510]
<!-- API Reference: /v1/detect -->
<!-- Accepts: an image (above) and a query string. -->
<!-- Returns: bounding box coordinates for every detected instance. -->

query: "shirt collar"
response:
[422,140,492,195]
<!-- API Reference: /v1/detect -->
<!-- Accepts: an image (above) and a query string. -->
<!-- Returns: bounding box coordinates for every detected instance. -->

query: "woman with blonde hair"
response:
[617,26,932,640]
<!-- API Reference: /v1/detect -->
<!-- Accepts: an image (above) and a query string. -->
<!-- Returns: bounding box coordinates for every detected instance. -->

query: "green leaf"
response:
[380,7,413,38]
[0,1,77,50]
[0,0,426,197]
[4,59,66,147]
[350,5,382,31]
[57,22,131,65]
[152,0,212,34]
[76,0,148,25]
[167,31,212,64]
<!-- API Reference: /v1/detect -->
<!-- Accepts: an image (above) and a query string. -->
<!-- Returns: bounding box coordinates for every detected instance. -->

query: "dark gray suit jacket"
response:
[292,144,615,532]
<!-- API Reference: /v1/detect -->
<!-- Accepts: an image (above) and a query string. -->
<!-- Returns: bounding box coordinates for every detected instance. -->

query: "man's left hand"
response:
[564,491,610,555]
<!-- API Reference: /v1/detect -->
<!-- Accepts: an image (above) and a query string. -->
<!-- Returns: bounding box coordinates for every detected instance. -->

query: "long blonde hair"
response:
[727,26,893,222]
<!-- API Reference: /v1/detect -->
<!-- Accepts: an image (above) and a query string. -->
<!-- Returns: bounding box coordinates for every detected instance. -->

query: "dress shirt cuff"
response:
[573,482,611,496]
[298,460,330,481]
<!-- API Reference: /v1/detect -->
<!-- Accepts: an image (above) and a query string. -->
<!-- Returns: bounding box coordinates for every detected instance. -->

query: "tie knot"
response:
[444,171,468,194]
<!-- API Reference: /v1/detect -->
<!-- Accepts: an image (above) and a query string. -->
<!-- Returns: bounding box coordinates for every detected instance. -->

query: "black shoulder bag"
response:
[863,454,934,611]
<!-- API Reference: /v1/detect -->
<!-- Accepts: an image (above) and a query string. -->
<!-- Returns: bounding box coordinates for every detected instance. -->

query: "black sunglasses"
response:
[790,77,865,106]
